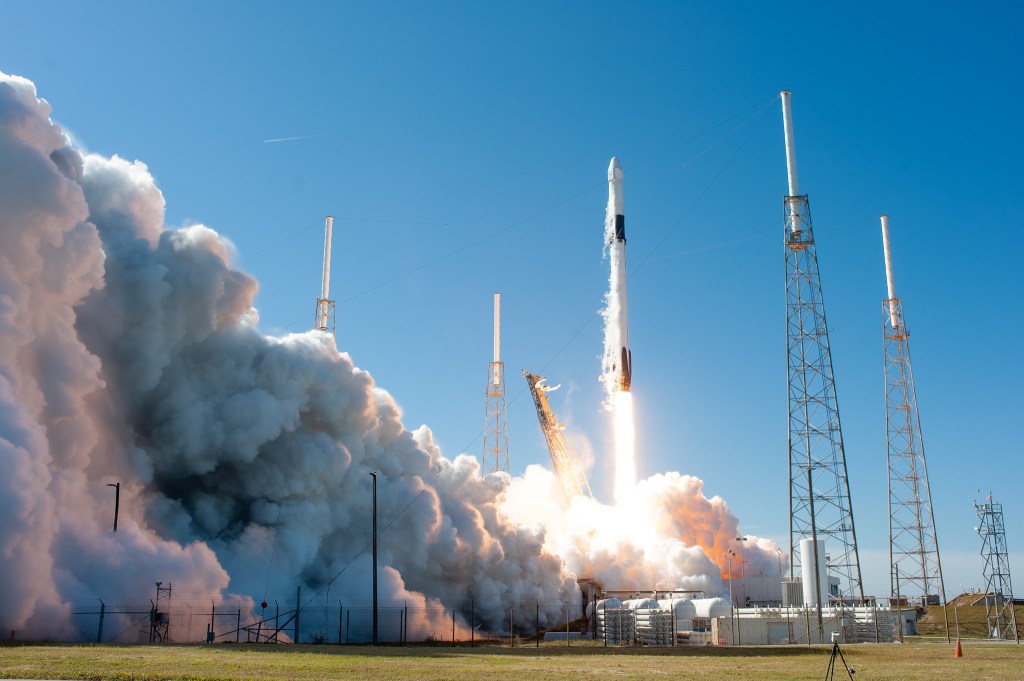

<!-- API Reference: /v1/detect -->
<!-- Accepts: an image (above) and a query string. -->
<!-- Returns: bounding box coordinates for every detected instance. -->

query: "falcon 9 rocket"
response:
[605,157,632,393]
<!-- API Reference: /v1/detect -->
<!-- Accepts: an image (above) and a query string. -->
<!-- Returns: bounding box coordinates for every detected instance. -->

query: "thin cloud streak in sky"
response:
[262,134,323,143]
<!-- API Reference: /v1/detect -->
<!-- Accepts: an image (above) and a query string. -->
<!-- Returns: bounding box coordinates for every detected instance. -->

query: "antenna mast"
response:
[781,91,864,604]
[314,216,336,337]
[483,293,508,475]
[881,216,947,619]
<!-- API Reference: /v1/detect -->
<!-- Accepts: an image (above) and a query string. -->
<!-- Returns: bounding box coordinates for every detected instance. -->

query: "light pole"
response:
[369,472,378,645]
[106,482,120,532]
[894,563,904,643]
[736,537,748,607]
[726,549,736,645]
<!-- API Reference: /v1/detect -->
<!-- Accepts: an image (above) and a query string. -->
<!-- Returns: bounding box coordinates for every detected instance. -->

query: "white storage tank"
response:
[585,597,624,618]
[658,598,697,631]
[692,597,732,619]
[799,538,830,606]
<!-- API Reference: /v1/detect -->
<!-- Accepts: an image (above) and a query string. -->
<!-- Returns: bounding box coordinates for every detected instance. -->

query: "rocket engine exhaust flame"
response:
[612,391,637,505]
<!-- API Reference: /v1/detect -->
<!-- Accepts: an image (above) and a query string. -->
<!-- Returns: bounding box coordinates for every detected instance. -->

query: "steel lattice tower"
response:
[880,216,946,607]
[483,293,508,474]
[781,91,864,603]
[975,495,1018,640]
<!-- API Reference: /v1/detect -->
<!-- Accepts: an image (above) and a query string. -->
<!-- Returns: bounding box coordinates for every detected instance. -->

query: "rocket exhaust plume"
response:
[601,157,635,504]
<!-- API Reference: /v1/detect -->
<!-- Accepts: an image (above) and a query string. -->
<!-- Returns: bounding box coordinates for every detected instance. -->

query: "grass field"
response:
[1,640,1021,681]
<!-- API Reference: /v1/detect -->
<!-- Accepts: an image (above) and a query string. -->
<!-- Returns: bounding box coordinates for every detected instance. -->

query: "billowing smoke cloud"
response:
[0,72,783,642]
[0,72,576,640]
[502,466,783,596]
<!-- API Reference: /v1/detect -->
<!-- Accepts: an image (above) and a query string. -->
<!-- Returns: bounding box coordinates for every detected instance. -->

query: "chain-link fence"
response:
[70,597,587,645]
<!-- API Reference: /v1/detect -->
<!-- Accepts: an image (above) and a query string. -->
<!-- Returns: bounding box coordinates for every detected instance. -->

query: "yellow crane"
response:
[523,370,593,502]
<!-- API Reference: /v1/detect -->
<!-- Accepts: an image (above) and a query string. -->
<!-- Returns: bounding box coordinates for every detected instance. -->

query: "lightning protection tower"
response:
[881,216,947,614]
[975,494,1018,640]
[483,293,508,475]
[780,91,864,603]
[313,216,336,337]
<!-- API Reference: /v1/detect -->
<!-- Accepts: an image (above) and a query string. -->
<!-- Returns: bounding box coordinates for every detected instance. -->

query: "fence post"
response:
[535,601,539,648]
[295,585,301,644]
[404,601,408,644]
[236,609,241,643]
[338,603,343,645]
[211,601,216,643]
[96,601,105,643]
[274,601,280,643]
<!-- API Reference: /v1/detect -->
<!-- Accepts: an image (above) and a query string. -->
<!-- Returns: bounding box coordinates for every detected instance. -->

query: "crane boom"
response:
[523,370,593,502]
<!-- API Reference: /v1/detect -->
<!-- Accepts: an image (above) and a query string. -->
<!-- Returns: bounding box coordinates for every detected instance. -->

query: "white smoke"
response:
[0,71,576,640]
[501,466,783,596]
[0,72,784,642]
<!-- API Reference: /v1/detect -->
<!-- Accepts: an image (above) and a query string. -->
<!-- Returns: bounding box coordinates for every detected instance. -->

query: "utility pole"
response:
[106,482,119,532]
[370,471,378,644]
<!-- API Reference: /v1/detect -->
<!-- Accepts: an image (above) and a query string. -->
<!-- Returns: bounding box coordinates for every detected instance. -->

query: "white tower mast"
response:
[314,216,336,337]
[483,293,508,474]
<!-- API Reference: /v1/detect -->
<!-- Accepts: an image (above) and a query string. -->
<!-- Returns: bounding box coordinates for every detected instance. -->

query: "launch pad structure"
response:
[880,216,947,619]
[483,293,509,475]
[780,91,864,605]
[523,371,593,501]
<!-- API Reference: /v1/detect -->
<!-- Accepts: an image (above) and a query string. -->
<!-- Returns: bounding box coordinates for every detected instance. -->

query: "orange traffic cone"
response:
[954,638,963,658]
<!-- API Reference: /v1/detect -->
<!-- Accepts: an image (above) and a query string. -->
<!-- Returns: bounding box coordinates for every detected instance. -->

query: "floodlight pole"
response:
[107,482,120,532]
[370,471,378,645]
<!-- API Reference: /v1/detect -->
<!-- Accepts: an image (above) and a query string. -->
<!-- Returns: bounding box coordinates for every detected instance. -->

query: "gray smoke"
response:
[0,71,577,640]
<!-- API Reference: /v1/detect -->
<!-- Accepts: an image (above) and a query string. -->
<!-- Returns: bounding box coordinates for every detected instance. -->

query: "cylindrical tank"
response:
[658,597,697,631]
[626,598,660,611]
[692,597,732,619]
[800,538,829,606]
[585,597,624,618]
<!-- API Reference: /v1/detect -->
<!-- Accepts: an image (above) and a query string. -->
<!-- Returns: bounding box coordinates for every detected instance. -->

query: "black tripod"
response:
[824,641,855,680]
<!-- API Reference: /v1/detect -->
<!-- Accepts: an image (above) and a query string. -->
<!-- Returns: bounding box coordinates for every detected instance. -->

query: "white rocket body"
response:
[605,157,632,392]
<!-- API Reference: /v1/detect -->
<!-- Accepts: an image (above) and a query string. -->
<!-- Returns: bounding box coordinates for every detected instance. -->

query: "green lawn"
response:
[0,641,1021,681]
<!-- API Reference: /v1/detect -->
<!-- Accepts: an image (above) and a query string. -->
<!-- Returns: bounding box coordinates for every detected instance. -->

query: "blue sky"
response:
[3,1,1021,599]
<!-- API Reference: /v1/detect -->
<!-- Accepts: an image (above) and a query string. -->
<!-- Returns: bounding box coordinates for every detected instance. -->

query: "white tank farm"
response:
[585,597,624,618]
[658,597,698,632]
[590,598,635,645]
[627,598,672,646]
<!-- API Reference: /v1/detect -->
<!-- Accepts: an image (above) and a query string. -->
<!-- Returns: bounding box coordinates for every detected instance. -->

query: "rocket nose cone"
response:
[608,156,623,182]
